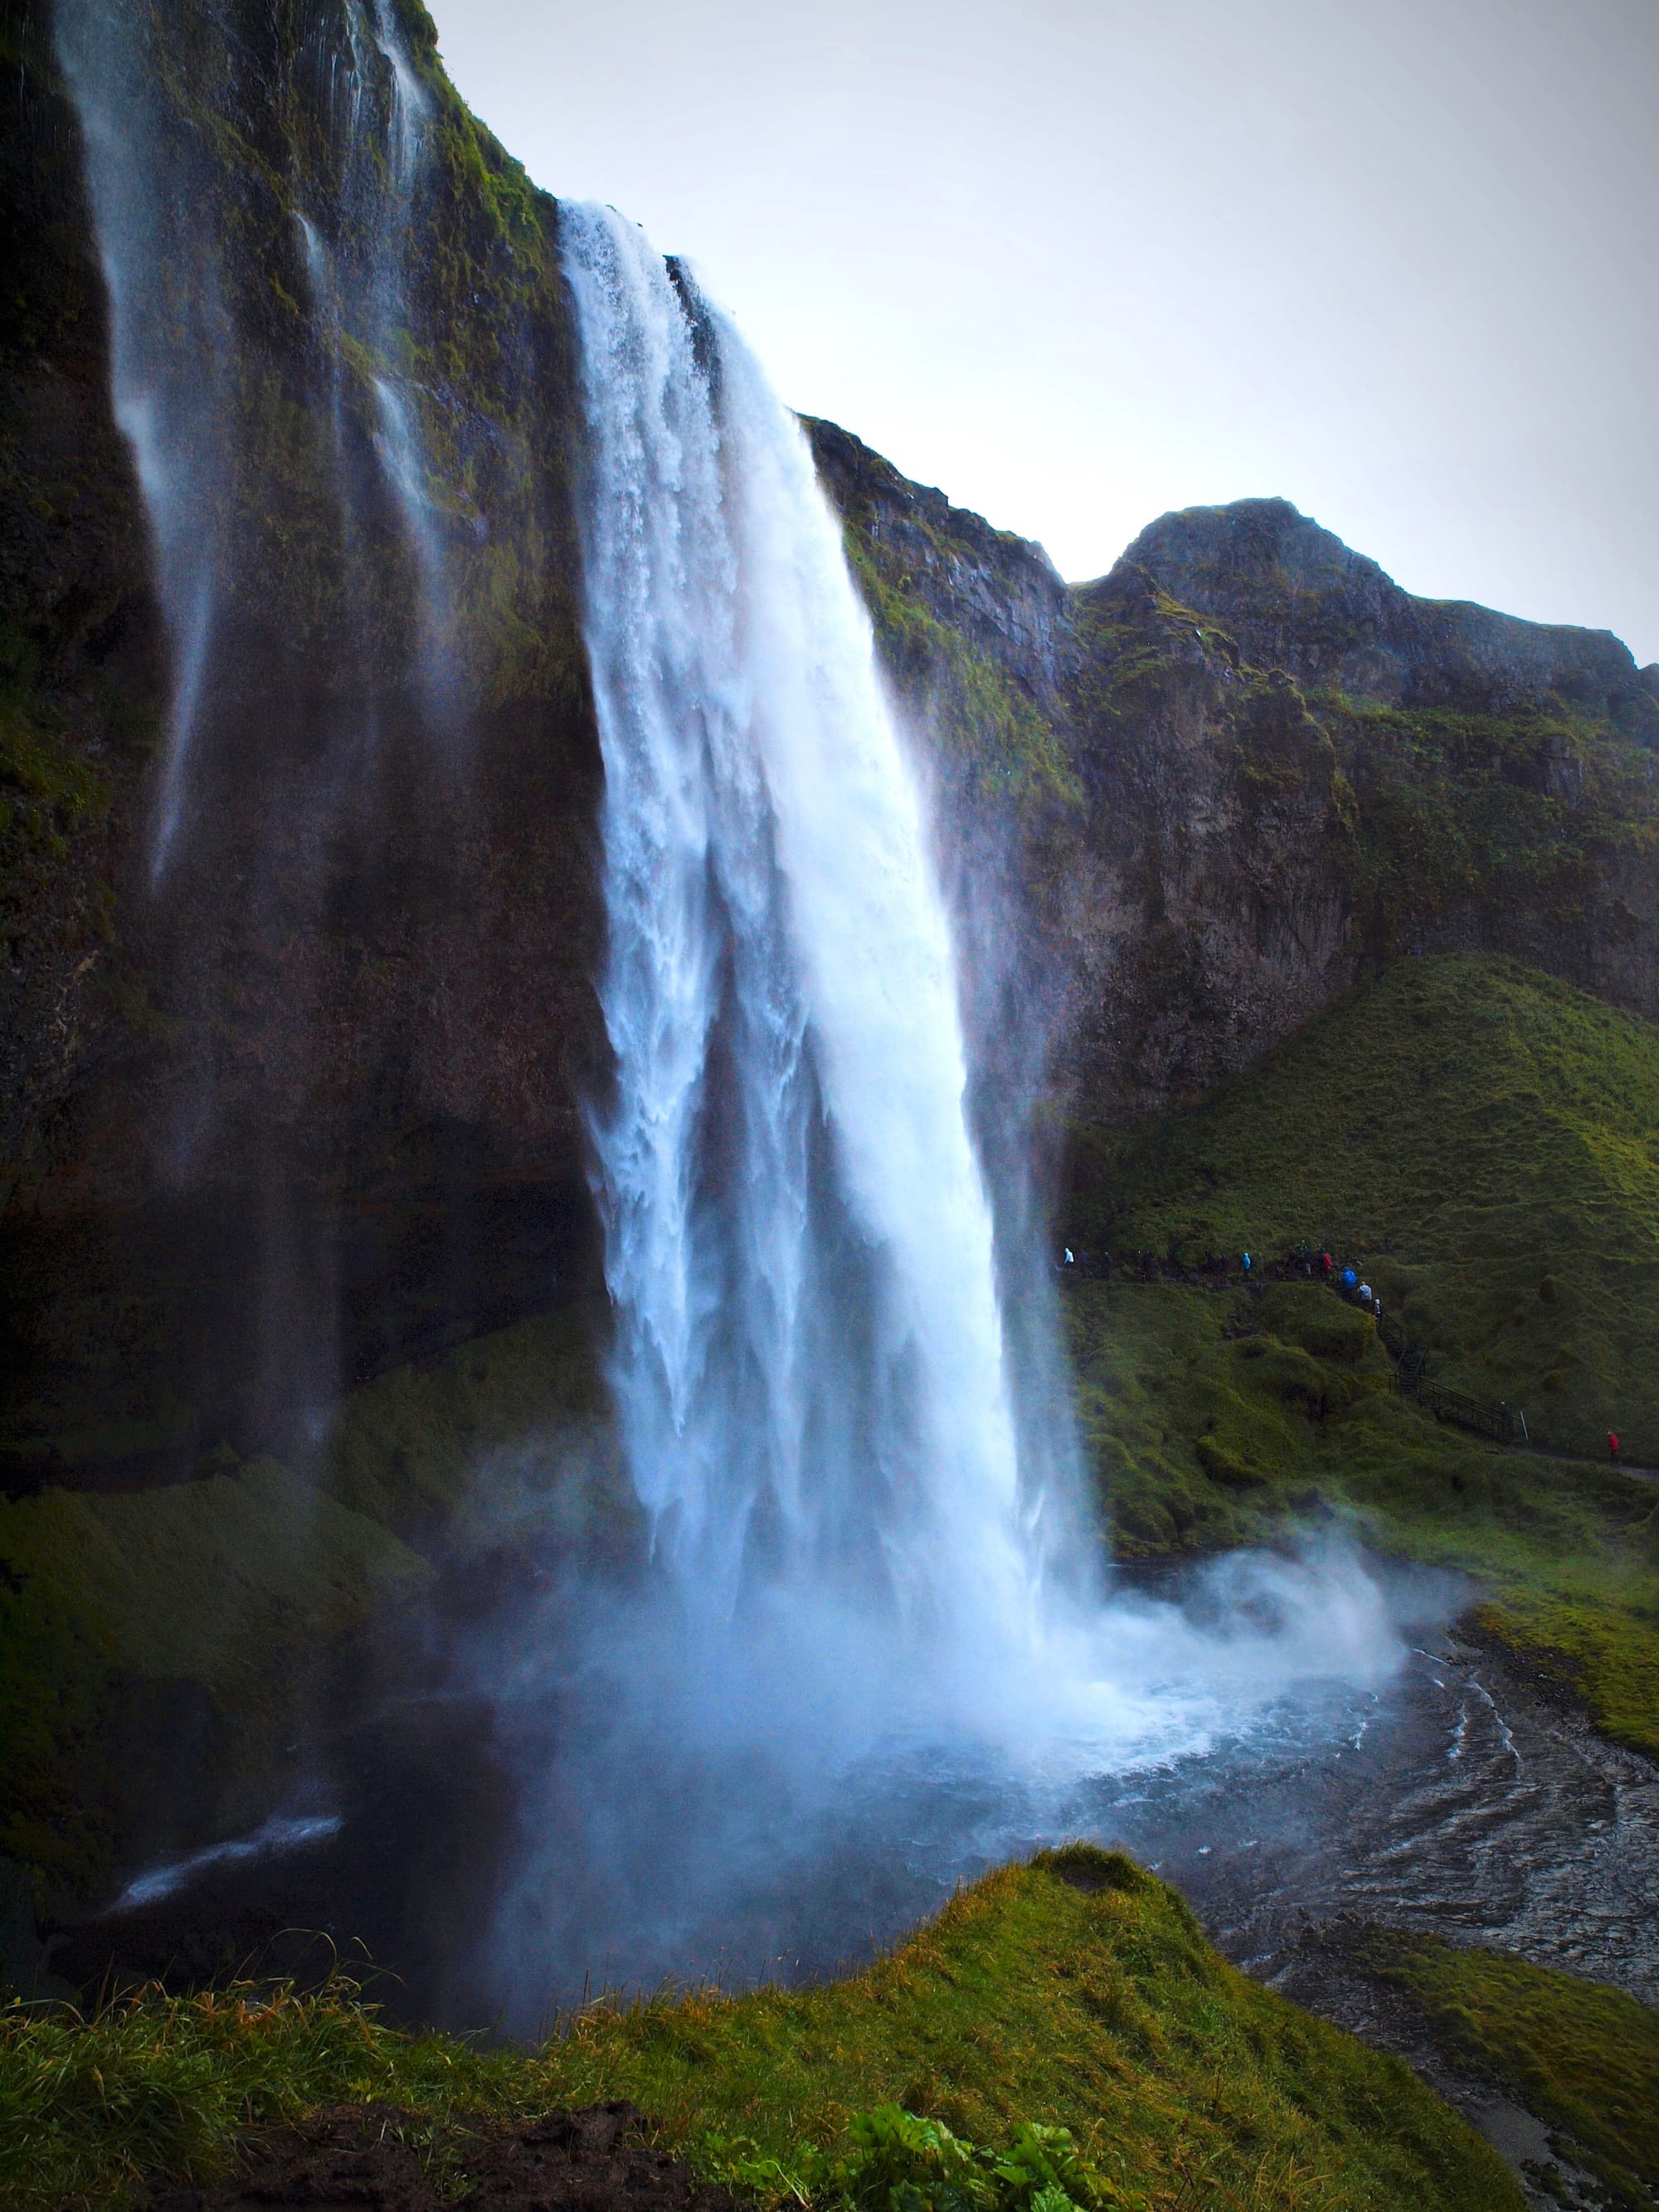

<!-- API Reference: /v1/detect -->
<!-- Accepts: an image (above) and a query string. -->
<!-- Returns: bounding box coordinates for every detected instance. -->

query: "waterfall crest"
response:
[563,207,1039,1679]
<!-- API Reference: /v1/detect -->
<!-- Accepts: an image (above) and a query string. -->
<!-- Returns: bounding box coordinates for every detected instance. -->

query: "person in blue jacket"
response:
[1341,1266,1358,1291]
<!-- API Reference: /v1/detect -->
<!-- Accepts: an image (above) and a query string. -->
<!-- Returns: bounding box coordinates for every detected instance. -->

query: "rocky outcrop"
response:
[1121,497,1659,732]
[810,440,1659,1127]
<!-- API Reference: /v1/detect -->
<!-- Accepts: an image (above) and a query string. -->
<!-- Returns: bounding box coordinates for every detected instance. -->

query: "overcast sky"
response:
[429,0,1658,665]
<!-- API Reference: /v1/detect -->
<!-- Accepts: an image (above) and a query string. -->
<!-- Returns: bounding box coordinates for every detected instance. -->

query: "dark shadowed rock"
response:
[1117,495,1659,736]
[139,2101,744,2212]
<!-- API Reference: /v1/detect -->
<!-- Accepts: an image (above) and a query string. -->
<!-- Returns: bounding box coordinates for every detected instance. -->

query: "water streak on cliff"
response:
[57,0,460,881]
[337,0,460,717]
[55,0,237,879]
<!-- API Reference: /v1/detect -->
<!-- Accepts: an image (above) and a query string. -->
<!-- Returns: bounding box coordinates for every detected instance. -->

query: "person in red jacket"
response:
[1609,1430,1621,1463]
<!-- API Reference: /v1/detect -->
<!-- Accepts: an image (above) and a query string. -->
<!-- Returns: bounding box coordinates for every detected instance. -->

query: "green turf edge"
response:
[1356,1930,1659,2210]
[0,1850,1522,2212]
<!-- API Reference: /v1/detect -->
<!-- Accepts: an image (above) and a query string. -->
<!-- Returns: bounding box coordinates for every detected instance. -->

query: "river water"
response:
[1137,1636,1659,2005]
[57,1573,1659,2049]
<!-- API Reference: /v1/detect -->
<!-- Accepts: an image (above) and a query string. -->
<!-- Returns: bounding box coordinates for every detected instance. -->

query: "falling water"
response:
[54,0,237,879]
[57,0,459,882]
[55,0,1421,2004]
[335,0,460,710]
[564,207,1037,1676]
[460,211,1413,2020]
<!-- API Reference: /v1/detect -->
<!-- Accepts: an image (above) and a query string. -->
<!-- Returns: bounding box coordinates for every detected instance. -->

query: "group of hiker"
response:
[1056,1240,1629,1468]
[1056,1237,1383,1325]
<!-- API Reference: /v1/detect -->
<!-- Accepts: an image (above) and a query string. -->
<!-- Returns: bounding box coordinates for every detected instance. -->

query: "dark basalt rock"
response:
[807,435,1659,1125]
[0,0,607,1476]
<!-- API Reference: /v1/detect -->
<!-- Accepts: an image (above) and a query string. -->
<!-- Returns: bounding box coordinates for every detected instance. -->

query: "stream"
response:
[57,1596,1659,2040]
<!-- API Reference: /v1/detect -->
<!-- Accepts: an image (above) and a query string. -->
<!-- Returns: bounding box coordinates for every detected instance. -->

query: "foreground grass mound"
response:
[0,1850,1520,2212]
[1360,1933,1659,2211]
[1068,951,1659,1461]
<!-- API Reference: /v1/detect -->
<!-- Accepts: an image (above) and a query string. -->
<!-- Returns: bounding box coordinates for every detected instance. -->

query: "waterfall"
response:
[562,206,1039,1681]
[54,0,238,880]
[463,211,1413,2020]
[56,0,458,880]
[55,0,1415,2007]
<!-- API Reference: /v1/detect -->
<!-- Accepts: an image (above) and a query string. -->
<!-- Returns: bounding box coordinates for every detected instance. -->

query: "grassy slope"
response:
[322,1301,619,1539]
[1360,1933,1659,2212]
[1069,951,1659,1460]
[0,1849,1521,2212]
[1063,953,1659,1754]
[0,1461,429,1893]
[1058,953,1659,2185]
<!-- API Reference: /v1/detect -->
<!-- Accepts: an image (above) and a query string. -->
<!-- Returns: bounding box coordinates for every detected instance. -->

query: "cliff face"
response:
[9,0,1657,1471]
[810,436,1659,1127]
[5,0,1659,1913]
[1124,498,1659,727]
[2,0,606,1481]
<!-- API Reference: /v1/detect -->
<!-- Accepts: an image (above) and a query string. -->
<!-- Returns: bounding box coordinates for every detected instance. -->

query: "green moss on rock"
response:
[0,1459,431,1896]
[1359,1932,1659,2210]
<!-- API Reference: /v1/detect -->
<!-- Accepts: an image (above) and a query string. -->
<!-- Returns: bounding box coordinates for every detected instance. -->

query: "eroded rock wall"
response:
[808,434,1659,1130]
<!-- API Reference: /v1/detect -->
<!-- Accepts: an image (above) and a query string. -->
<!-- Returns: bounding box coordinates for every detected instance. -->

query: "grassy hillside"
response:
[0,1847,1520,2212]
[0,1460,431,1893]
[1360,1932,1659,2212]
[1068,951,1659,1458]
[1061,951,1659,1753]
[1066,1277,1659,1753]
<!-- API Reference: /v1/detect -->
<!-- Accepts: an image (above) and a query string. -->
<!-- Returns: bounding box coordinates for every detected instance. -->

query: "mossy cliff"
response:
[9,0,1657,1492]
[810,440,1659,1125]
[1,0,163,1203]
[1,0,606,1483]
[1059,950,1659,1758]
[0,0,615,1918]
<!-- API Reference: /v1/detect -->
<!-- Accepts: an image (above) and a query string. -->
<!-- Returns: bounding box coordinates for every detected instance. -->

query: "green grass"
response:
[0,1307,615,1904]
[1068,951,1659,1461]
[1358,1933,1659,2210]
[1321,694,1659,960]
[1059,951,1659,1754]
[322,1302,622,1543]
[0,1849,1521,2212]
[844,540,1080,807]
[1065,1274,1659,1754]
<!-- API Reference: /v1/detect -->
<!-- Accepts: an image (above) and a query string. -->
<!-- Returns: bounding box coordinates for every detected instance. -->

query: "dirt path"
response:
[141,2103,742,2212]
[1520,1444,1659,1484]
